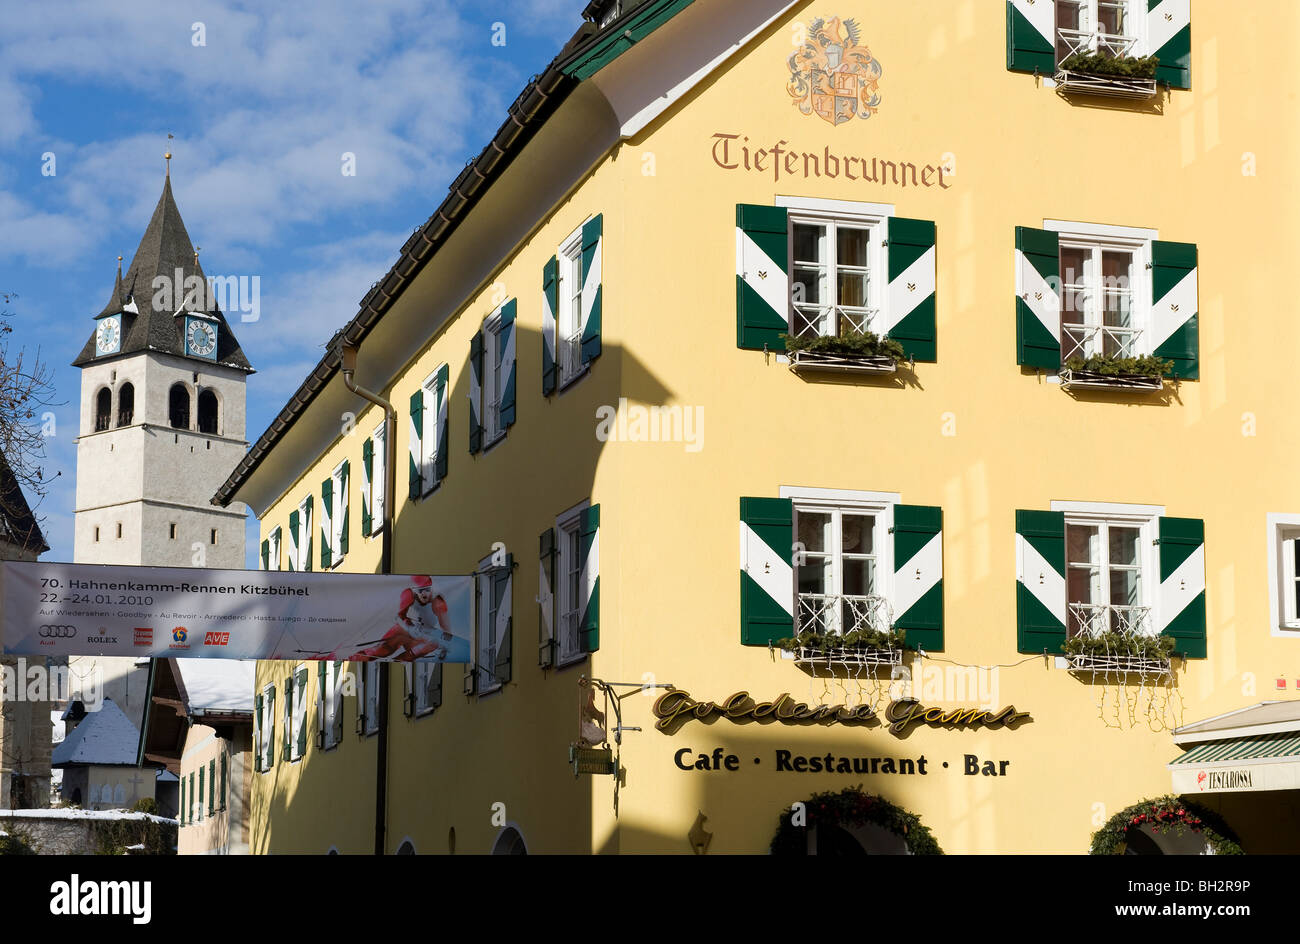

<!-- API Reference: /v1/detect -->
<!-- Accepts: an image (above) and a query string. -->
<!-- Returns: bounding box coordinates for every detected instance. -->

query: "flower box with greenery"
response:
[1055,53,1160,100]
[777,626,906,668]
[1061,353,1174,390]
[1064,631,1175,676]
[782,328,905,374]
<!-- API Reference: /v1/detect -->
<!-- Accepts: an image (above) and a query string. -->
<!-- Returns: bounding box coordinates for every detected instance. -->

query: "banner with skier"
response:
[0,561,474,663]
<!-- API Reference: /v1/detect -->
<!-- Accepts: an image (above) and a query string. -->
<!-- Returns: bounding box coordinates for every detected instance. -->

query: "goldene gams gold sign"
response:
[652,690,1029,736]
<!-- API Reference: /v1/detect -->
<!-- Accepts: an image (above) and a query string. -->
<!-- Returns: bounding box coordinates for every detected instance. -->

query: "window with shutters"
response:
[291,664,308,761]
[407,661,442,717]
[1268,514,1300,637]
[555,507,586,667]
[481,315,505,447]
[268,527,282,572]
[368,422,386,533]
[297,498,314,571]
[558,227,586,387]
[1055,0,1137,63]
[329,461,347,568]
[258,684,275,771]
[361,662,380,736]
[320,662,345,749]
[475,551,512,694]
[421,371,439,493]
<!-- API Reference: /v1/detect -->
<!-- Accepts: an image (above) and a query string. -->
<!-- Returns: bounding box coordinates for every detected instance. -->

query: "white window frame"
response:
[268,527,282,572]
[780,486,898,635]
[1050,221,1152,365]
[370,421,386,534]
[1053,0,1149,65]
[330,461,347,569]
[784,201,889,342]
[320,662,344,750]
[480,312,506,448]
[406,661,439,717]
[555,500,590,667]
[290,664,308,762]
[557,225,587,389]
[295,497,312,572]
[362,662,380,736]
[1051,500,1163,638]
[258,683,275,772]
[476,552,504,695]
[420,367,444,495]
[1268,513,1300,637]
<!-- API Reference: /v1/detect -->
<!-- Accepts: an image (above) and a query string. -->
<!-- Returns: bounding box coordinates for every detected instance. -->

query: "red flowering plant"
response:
[1090,795,1243,855]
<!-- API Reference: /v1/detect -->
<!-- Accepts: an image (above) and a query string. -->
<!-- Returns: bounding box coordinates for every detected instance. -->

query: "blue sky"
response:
[0,0,582,565]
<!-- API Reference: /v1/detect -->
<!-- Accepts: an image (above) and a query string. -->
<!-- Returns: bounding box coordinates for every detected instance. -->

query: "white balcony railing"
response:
[791,593,901,668]
[1053,28,1157,99]
[790,305,878,341]
[1066,603,1171,675]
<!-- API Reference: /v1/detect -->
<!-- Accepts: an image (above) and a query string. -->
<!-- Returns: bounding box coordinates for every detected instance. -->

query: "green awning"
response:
[1170,732,1300,765]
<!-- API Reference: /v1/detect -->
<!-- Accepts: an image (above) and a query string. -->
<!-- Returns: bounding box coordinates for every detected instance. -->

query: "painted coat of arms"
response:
[786,17,882,125]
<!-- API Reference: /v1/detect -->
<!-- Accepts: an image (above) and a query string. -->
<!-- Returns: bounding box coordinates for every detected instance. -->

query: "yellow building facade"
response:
[218,0,1300,854]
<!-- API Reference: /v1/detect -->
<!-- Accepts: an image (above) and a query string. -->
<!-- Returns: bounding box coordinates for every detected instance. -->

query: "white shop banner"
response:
[0,561,474,663]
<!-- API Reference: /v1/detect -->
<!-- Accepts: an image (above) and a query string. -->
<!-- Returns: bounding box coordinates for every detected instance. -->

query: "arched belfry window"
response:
[169,383,191,430]
[117,382,134,427]
[94,388,112,432]
[197,389,219,435]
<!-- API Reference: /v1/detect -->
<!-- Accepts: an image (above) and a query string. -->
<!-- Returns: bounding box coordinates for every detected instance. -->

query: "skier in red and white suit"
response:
[356,576,453,662]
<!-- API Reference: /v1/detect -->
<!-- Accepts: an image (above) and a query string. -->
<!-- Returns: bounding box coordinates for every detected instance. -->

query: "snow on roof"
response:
[175,660,255,713]
[51,698,142,767]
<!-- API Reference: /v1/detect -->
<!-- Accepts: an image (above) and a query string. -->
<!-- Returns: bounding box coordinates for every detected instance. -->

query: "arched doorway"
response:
[770,786,943,855]
[491,826,528,855]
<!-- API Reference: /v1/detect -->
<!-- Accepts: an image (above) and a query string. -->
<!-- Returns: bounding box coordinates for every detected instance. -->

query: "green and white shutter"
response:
[316,661,328,746]
[736,204,789,351]
[538,527,555,668]
[260,539,269,571]
[1150,241,1199,380]
[1005,0,1055,74]
[1016,510,1068,654]
[739,497,793,646]
[253,694,263,772]
[469,331,483,454]
[263,688,275,769]
[338,461,349,556]
[361,437,373,536]
[493,554,513,685]
[578,505,600,653]
[884,217,937,362]
[1148,0,1191,89]
[302,496,313,572]
[1015,226,1061,369]
[408,389,423,498]
[499,298,517,428]
[295,664,309,758]
[542,256,558,395]
[891,505,944,651]
[580,215,603,366]
[1158,516,1206,658]
[282,676,292,760]
[287,511,299,572]
[320,477,333,569]
[434,365,449,482]
[332,664,345,743]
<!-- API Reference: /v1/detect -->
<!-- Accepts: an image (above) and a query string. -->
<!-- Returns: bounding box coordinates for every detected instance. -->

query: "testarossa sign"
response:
[0,560,474,663]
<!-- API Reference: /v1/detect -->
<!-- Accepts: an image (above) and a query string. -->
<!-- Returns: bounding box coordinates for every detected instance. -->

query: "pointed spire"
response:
[96,255,127,317]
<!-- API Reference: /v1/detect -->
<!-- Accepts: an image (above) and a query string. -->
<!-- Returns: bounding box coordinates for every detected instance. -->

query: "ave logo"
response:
[204,632,230,646]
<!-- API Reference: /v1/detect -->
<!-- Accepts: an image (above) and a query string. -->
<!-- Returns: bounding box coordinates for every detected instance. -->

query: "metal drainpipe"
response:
[339,339,397,856]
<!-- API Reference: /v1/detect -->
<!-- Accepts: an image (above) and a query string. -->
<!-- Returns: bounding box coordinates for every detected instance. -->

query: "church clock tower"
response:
[70,169,254,729]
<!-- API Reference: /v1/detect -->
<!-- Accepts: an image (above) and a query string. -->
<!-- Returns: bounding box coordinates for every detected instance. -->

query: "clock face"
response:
[95,316,120,355]
[186,318,217,358]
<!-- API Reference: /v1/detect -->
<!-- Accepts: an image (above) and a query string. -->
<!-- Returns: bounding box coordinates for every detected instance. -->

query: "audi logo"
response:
[39,625,76,638]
